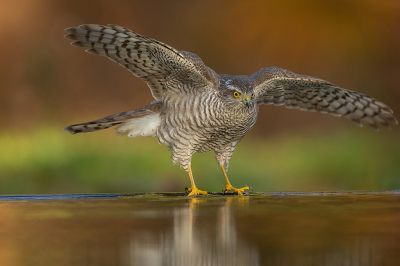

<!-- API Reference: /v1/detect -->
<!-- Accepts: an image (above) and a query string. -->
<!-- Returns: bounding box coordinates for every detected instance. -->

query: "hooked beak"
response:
[243,96,251,107]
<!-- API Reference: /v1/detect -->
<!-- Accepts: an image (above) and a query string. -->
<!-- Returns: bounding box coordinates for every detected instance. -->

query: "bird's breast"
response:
[158,93,258,153]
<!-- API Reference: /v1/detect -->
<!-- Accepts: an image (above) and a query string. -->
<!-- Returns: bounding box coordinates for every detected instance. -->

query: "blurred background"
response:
[1,0,399,194]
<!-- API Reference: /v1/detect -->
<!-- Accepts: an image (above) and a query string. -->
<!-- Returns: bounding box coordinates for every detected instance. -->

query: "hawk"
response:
[63,24,398,196]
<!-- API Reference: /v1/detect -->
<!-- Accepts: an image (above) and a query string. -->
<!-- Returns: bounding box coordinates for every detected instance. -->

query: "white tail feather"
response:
[116,113,161,138]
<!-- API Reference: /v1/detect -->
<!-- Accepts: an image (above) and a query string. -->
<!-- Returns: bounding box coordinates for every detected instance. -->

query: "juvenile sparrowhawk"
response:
[63,24,398,196]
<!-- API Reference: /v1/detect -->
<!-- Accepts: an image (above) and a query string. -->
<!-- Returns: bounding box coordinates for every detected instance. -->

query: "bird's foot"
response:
[222,184,250,195]
[186,186,209,196]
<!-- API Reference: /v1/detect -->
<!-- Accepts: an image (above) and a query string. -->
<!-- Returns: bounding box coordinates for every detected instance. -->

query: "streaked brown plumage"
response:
[63,24,398,196]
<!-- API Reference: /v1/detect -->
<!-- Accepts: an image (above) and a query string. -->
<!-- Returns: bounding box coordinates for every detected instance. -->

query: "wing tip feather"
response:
[71,41,84,47]
[64,33,76,40]
[63,126,76,135]
[65,27,76,34]
[85,48,99,55]
[391,116,398,125]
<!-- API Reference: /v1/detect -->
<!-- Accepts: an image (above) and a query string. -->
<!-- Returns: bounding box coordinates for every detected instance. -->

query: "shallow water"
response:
[0,191,400,266]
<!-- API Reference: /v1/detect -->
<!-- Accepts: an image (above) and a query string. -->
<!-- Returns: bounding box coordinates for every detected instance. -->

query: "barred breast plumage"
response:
[158,88,258,171]
[63,24,397,196]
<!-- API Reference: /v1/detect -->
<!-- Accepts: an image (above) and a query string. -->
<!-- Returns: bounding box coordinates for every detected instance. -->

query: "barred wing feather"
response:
[65,24,218,100]
[253,67,398,131]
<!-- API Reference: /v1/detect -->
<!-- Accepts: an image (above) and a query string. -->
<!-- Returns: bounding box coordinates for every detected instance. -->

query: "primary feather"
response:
[252,67,398,131]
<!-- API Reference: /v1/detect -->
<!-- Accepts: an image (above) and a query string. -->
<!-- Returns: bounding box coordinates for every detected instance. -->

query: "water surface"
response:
[0,191,400,266]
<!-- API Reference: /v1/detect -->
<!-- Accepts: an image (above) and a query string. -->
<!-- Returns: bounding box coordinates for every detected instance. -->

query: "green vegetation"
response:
[1,127,399,194]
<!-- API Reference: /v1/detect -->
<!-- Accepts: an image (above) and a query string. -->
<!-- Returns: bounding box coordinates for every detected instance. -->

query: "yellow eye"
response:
[233,92,240,98]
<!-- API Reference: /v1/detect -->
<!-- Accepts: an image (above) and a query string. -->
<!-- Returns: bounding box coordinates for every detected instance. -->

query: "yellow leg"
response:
[221,166,250,195]
[186,165,208,196]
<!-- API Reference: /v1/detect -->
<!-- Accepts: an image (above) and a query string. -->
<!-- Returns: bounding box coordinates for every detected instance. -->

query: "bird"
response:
[63,24,398,196]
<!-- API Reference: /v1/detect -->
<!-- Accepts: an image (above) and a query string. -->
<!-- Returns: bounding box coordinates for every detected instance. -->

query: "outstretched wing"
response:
[253,67,398,131]
[65,24,219,100]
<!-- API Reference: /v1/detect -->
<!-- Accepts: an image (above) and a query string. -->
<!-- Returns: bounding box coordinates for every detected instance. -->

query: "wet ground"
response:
[0,191,400,266]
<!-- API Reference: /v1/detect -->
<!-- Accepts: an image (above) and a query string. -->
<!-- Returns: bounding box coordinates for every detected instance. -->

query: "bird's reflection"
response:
[128,197,259,266]
[4,195,400,266]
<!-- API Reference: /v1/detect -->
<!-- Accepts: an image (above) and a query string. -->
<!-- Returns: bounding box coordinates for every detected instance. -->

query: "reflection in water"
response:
[129,198,259,266]
[1,193,400,266]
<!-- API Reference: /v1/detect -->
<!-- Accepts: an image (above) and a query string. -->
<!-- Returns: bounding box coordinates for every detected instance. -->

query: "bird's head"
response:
[219,76,256,111]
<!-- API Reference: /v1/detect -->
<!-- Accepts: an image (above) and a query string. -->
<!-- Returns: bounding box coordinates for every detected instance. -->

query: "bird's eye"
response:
[233,92,241,98]
[251,92,254,98]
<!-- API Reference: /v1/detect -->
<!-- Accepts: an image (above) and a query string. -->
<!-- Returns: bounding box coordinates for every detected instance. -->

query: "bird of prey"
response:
[63,24,398,196]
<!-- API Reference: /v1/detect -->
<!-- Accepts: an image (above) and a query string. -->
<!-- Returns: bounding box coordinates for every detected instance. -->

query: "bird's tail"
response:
[63,118,123,135]
[63,102,162,137]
